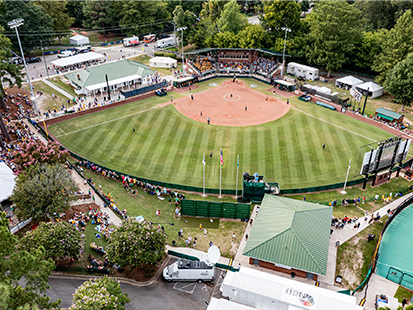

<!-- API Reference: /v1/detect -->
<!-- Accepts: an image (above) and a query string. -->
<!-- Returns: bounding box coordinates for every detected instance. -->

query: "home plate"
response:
[229,115,231,117]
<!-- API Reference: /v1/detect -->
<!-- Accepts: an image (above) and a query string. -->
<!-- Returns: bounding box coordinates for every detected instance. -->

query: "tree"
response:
[263,0,303,38]
[0,26,24,141]
[11,164,77,222]
[237,24,267,48]
[384,52,413,111]
[105,220,166,269]
[34,0,74,45]
[0,1,54,49]
[372,10,413,84]
[213,31,236,48]
[114,1,156,37]
[66,1,84,28]
[69,277,130,310]
[353,30,385,69]
[216,0,247,34]
[19,221,83,261]
[82,1,114,36]
[12,140,69,171]
[173,5,197,45]
[0,212,61,310]
[305,1,362,77]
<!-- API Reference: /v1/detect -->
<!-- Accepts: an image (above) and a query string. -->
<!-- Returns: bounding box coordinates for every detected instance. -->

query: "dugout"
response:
[242,173,279,203]
[173,76,198,88]
[272,79,295,92]
[374,107,404,125]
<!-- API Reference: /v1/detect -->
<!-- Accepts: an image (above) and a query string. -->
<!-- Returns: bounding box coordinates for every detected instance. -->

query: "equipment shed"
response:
[375,107,404,125]
[243,194,332,279]
[69,35,89,46]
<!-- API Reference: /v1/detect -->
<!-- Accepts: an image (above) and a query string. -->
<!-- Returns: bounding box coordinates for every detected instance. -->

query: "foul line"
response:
[55,106,159,138]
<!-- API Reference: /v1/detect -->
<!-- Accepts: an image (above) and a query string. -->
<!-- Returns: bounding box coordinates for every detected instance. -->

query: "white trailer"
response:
[163,259,215,283]
[220,267,363,310]
[123,36,140,47]
[207,298,253,310]
[287,62,319,80]
[157,37,175,48]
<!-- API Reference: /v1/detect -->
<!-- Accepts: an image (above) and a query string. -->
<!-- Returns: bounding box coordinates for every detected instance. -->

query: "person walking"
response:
[335,239,340,247]
[170,96,173,102]
[207,118,210,125]
[402,298,407,308]
[200,111,202,116]
[191,94,194,100]
[232,232,236,241]
[133,127,135,133]
[245,234,249,241]
[322,143,326,149]
[287,99,289,105]
[245,106,247,111]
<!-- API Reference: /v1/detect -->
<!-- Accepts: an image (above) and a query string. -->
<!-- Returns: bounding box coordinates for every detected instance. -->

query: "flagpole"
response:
[341,159,352,194]
[202,153,206,197]
[235,155,239,199]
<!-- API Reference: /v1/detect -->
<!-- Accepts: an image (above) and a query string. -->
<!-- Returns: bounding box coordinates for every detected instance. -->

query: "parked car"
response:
[25,57,41,64]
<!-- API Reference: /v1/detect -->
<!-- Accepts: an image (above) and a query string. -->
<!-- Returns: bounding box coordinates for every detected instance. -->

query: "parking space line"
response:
[173,282,197,294]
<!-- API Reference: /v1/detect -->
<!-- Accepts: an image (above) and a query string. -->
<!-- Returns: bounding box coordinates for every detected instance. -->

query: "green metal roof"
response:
[65,60,156,88]
[185,48,216,55]
[243,195,332,275]
[375,107,403,120]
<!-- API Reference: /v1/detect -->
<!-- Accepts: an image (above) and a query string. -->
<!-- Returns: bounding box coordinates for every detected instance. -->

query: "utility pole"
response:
[177,27,187,77]
[41,41,49,80]
[281,27,291,80]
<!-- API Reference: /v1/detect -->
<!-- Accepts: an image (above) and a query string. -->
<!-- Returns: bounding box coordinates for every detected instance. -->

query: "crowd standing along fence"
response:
[352,194,413,297]
[180,200,251,219]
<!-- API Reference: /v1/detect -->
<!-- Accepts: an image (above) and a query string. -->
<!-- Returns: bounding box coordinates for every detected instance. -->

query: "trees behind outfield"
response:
[11,164,77,222]
[69,277,130,310]
[105,220,166,269]
[0,212,61,310]
[19,221,83,262]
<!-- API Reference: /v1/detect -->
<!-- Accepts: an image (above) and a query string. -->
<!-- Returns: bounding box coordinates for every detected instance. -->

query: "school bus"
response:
[143,34,156,43]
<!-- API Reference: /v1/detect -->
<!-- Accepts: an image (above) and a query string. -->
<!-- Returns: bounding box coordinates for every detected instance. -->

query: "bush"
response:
[164,52,176,59]
[154,51,165,57]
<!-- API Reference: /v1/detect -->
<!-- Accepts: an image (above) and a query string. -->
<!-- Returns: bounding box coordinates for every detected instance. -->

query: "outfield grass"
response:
[50,78,395,190]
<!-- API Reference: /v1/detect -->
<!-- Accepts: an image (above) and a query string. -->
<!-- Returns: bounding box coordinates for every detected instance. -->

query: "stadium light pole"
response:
[177,27,187,77]
[8,18,39,115]
[281,27,291,80]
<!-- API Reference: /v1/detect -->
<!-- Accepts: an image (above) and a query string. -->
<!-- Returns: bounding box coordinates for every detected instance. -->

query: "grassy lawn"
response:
[285,176,413,218]
[49,77,396,190]
[129,54,182,76]
[80,168,247,258]
[47,76,76,97]
[32,80,70,112]
[129,54,151,65]
[395,286,413,303]
[335,216,386,290]
[164,46,178,51]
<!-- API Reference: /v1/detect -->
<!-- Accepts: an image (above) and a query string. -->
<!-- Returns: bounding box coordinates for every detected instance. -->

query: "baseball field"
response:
[49,78,396,190]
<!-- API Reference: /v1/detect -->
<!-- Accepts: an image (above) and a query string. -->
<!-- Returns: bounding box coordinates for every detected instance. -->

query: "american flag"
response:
[220,149,224,165]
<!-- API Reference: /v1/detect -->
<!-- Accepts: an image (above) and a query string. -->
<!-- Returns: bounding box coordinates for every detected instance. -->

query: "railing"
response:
[10,218,32,234]
[121,81,168,98]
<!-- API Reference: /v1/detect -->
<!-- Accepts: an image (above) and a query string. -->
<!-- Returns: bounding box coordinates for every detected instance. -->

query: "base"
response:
[340,190,347,195]
[202,194,207,197]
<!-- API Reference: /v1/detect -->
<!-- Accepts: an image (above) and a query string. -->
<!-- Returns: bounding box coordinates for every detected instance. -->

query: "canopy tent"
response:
[51,52,104,68]
[273,79,295,92]
[0,162,15,202]
[335,75,363,88]
[356,82,384,98]
[70,35,89,46]
[149,57,177,69]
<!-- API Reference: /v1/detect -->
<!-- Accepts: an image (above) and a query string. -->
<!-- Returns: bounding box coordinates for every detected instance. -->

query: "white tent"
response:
[335,75,363,88]
[0,162,15,202]
[69,35,89,46]
[356,81,384,98]
[149,57,177,69]
[51,52,105,68]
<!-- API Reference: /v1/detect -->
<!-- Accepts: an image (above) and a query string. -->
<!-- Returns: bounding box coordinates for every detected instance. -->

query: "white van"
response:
[157,37,175,48]
[163,259,215,283]
[58,50,74,58]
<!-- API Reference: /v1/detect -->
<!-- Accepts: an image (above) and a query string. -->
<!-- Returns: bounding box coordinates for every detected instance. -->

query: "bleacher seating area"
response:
[192,58,216,73]
[253,58,278,76]
[220,61,250,73]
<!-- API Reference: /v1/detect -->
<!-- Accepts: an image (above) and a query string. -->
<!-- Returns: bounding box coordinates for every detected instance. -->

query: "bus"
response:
[143,34,156,43]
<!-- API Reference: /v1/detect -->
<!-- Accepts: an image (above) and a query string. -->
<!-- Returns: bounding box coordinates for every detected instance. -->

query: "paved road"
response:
[24,37,172,82]
[47,258,222,310]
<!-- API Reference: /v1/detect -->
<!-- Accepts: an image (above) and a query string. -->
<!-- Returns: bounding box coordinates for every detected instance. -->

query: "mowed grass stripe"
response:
[289,118,307,180]
[297,113,319,179]
[249,129,258,173]
[152,116,180,176]
[264,128,275,181]
[276,124,290,182]
[320,121,340,179]
[166,122,193,181]
[235,129,244,186]
[118,111,153,171]
[138,110,170,173]
[183,125,204,185]
[130,109,165,171]
[328,124,350,179]
[205,127,217,187]
[256,128,266,180]
[222,127,233,188]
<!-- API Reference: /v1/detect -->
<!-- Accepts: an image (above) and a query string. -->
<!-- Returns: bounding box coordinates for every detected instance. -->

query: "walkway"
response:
[41,78,73,100]
[166,245,230,266]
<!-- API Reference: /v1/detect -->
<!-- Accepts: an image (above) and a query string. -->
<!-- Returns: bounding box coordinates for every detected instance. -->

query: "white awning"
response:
[85,74,143,91]
[51,52,105,67]
[0,162,15,202]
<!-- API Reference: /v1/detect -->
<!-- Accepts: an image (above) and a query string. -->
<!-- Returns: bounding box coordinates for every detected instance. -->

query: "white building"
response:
[287,62,319,80]
[149,56,177,68]
[65,59,158,96]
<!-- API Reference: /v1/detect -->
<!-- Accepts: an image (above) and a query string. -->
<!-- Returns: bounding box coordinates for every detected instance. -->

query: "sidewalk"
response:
[41,78,73,100]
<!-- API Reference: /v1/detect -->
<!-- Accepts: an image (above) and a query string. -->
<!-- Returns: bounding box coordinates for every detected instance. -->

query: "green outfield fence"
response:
[181,200,251,219]
[28,112,413,197]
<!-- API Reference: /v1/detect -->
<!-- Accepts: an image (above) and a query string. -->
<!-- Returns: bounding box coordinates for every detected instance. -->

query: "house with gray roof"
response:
[65,59,157,96]
[243,194,332,280]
